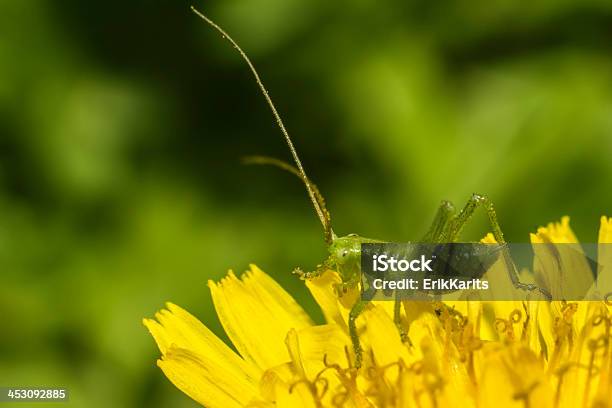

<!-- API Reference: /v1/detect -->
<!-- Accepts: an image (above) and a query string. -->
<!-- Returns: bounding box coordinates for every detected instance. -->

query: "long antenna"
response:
[191,6,333,241]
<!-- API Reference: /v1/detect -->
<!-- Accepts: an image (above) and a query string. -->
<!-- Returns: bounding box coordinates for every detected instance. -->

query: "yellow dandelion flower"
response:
[144,217,612,407]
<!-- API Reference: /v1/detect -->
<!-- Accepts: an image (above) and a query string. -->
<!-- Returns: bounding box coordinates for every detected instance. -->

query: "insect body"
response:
[307,195,547,367]
[192,7,550,368]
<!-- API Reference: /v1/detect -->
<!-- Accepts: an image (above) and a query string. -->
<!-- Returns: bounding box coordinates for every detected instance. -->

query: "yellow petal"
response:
[259,368,290,403]
[294,325,350,378]
[477,344,553,408]
[143,304,261,406]
[531,217,593,299]
[285,329,308,379]
[599,216,612,244]
[592,327,612,408]
[597,216,612,295]
[275,383,318,408]
[157,346,259,408]
[143,303,260,380]
[363,305,412,368]
[305,270,353,328]
[262,362,318,408]
[481,233,497,243]
[209,265,313,369]
[533,216,578,243]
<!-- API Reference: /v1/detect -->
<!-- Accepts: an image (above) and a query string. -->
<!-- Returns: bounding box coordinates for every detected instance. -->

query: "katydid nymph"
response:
[191,7,551,368]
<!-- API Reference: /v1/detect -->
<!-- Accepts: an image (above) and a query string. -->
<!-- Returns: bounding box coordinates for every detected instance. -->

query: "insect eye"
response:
[348,233,357,237]
[341,250,348,257]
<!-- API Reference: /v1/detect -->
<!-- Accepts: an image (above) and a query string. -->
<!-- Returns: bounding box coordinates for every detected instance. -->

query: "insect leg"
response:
[348,300,367,368]
[448,194,551,299]
[422,200,456,243]
[388,201,458,344]
[393,291,411,344]
[445,194,503,242]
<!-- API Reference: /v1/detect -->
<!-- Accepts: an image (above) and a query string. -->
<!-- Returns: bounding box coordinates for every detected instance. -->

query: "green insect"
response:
[192,7,550,368]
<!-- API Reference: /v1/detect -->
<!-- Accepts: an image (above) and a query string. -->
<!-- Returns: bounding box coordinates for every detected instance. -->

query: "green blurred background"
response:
[1,0,611,406]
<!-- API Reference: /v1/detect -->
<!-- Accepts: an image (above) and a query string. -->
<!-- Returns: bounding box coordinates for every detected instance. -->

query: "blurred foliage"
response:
[1,0,612,407]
